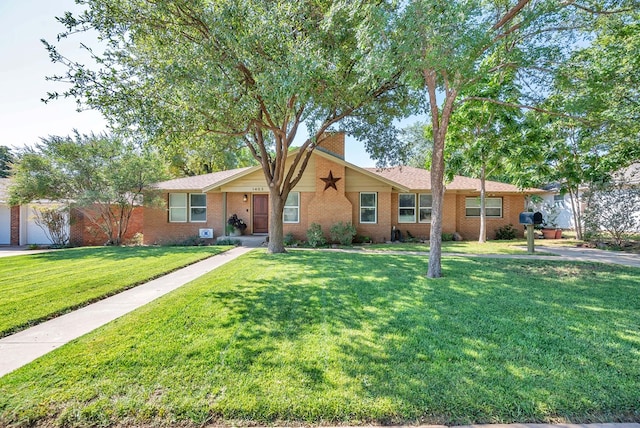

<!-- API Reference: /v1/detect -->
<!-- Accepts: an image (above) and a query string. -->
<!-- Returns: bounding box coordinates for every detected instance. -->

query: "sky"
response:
[0,1,417,167]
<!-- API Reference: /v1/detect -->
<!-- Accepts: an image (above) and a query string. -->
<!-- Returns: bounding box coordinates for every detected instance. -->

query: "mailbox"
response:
[519,211,543,225]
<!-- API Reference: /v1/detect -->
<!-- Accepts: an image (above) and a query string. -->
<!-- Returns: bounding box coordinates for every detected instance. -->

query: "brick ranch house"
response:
[144,133,543,245]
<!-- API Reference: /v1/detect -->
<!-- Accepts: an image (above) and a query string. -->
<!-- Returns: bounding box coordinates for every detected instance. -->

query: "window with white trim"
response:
[398,193,416,223]
[553,194,566,208]
[189,194,207,222]
[169,193,187,222]
[360,192,377,223]
[465,197,502,217]
[419,194,432,223]
[283,192,300,223]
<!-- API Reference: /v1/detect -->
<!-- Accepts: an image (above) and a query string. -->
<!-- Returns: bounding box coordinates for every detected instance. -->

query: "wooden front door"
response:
[253,194,269,234]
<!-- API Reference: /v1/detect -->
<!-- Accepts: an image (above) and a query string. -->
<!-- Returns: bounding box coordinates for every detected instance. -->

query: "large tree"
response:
[9,132,168,245]
[44,0,407,253]
[395,0,634,277]
[538,11,640,239]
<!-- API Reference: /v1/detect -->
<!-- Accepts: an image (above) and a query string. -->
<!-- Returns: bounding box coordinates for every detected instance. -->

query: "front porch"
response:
[217,234,267,248]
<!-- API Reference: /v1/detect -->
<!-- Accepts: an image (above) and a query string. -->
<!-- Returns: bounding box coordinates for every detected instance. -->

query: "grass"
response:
[364,239,539,254]
[0,246,230,337]
[1,250,638,427]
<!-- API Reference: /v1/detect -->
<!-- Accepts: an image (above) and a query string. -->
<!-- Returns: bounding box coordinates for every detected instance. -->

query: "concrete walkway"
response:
[0,246,254,377]
[0,246,57,258]
[535,245,640,268]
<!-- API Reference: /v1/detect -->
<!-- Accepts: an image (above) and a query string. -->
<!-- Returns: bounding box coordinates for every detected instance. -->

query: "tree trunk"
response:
[267,189,286,253]
[479,163,487,243]
[428,161,445,278]
[568,186,583,240]
[425,71,457,279]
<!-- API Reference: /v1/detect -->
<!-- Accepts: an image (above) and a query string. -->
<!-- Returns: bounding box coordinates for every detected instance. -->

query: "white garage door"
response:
[22,204,70,245]
[0,204,10,245]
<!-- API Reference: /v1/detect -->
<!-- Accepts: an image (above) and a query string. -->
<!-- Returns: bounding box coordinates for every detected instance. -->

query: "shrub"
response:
[215,238,241,246]
[442,232,454,241]
[283,233,296,246]
[495,224,517,240]
[306,223,326,248]
[330,222,357,245]
[31,205,70,247]
[126,232,144,246]
[354,235,372,244]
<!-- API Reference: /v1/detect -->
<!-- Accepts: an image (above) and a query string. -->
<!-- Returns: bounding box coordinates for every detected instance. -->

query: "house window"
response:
[360,192,377,223]
[553,194,566,208]
[465,197,502,217]
[189,194,207,222]
[398,193,416,223]
[169,193,207,223]
[419,194,432,223]
[283,192,299,223]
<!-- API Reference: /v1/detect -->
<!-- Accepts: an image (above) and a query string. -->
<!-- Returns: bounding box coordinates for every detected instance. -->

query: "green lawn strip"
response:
[364,239,546,254]
[0,246,231,337]
[1,251,638,427]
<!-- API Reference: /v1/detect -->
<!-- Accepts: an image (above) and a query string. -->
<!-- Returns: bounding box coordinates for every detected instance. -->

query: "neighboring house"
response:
[0,178,69,246]
[0,178,143,246]
[145,133,543,244]
[540,163,640,231]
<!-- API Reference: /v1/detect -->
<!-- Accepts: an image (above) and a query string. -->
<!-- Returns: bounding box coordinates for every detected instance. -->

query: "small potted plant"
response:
[541,203,561,239]
[227,214,247,236]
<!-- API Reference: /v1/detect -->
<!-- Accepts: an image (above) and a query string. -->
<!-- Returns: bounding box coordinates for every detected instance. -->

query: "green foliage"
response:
[1,252,638,426]
[583,180,640,246]
[329,221,357,245]
[9,132,169,245]
[441,233,454,242]
[0,146,13,178]
[306,223,326,248]
[495,224,517,241]
[283,233,296,247]
[214,238,242,247]
[43,1,410,252]
[0,246,228,337]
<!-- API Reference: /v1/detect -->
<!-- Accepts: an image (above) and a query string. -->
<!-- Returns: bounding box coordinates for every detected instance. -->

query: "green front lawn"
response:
[0,246,230,337]
[1,250,638,427]
[365,239,536,254]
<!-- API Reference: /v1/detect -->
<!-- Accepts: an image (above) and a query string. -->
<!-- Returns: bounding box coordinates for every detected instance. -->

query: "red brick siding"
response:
[455,194,526,240]
[302,156,352,242]
[70,206,144,246]
[144,193,223,245]
[345,191,392,243]
[10,206,20,246]
[318,133,345,157]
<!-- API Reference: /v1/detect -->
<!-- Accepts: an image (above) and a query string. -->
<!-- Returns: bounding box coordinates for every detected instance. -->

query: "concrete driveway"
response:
[536,245,640,268]
[0,246,57,258]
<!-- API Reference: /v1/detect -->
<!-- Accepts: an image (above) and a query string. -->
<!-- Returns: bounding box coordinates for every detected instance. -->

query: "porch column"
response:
[222,192,227,236]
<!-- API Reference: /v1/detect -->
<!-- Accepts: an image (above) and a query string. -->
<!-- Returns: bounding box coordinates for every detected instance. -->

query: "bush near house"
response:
[330,221,357,245]
[306,223,326,248]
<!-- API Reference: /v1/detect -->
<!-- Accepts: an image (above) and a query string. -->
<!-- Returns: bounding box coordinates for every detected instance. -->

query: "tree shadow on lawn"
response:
[2,251,637,427]
[202,251,640,424]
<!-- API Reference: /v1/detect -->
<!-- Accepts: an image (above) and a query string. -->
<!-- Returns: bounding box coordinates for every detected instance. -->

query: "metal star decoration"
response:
[320,170,341,191]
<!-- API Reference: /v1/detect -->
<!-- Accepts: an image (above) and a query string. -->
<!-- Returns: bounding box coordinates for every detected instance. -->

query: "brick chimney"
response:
[317,132,345,159]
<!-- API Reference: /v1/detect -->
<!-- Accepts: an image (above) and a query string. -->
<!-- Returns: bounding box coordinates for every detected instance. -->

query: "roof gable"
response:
[366,166,543,193]
[154,167,256,191]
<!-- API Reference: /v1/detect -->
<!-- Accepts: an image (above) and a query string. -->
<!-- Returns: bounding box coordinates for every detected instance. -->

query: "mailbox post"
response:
[519,212,543,254]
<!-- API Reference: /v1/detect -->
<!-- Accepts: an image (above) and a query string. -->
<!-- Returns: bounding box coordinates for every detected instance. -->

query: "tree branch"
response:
[493,0,532,31]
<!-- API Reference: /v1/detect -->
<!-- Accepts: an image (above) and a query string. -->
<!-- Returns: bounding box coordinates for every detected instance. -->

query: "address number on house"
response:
[251,187,266,191]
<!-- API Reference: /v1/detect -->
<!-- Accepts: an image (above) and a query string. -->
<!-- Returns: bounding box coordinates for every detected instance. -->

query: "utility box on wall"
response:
[199,228,214,239]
